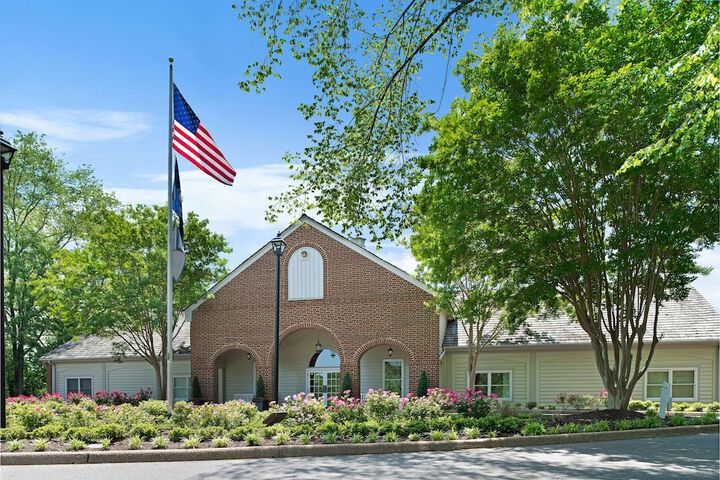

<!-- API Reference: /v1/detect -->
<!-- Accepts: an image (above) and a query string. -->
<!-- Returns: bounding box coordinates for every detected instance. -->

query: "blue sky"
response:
[1,1,718,309]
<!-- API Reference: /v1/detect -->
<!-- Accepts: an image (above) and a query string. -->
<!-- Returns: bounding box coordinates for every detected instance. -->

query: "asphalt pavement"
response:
[1,432,718,479]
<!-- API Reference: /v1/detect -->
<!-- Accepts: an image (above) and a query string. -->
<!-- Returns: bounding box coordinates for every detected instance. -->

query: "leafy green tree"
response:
[419,0,717,409]
[416,370,428,397]
[37,205,230,399]
[3,132,115,395]
[234,0,516,241]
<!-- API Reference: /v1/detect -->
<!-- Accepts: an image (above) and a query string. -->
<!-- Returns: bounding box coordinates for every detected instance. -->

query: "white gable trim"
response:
[184,215,431,315]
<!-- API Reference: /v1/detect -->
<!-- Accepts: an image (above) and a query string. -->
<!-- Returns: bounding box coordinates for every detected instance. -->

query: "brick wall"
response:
[190,222,439,401]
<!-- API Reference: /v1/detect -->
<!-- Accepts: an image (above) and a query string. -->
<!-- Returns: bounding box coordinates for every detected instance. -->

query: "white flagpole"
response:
[166,57,175,409]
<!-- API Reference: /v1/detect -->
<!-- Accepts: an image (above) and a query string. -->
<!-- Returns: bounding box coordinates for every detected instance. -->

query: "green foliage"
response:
[8,440,24,452]
[686,402,706,412]
[199,426,226,441]
[363,390,400,421]
[191,377,203,403]
[429,430,445,441]
[169,427,192,442]
[706,402,720,413]
[68,438,86,451]
[526,402,537,410]
[321,431,338,444]
[299,433,312,445]
[93,423,126,442]
[496,416,522,435]
[416,371,429,397]
[229,426,256,441]
[0,426,27,440]
[171,401,193,427]
[273,431,290,446]
[384,431,399,443]
[64,427,95,442]
[129,423,158,440]
[38,204,229,399]
[669,414,687,427]
[152,436,169,449]
[33,438,48,452]
[407,433,421,442]
[255,375,266,400]
[127,435,142,450]
[139,400,169,419]
[212,436,230,448]
[584,421,611,433]
[341,372,353,393]
[692,412,719,426]
[3,132,116,395]
[315,421,341,437]
[184,435,202,449]
[11,403,56,431]
[351,433,363,443]
[245,433,261,446]
[463,427,480,439]
[521,421,546,436]
[366,432,378,443]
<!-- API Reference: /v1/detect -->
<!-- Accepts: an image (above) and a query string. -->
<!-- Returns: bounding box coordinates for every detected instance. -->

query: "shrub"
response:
[384,431,398,443]
[522,421,546,436]
[321,431,338,444]
[638,416,662,428]
[129,422,158,440]
[93,423,126,441]
[366,431,378,443]
[69,438,86,451]
[11,402,57,431]
[347,420,379,437]
[670,413,687,426]
[299,433,312,445]
[408,433,421,441]
[672,402,691,412]
[152,436,168,449]
[628,400,649,411]
[476,415,499,433]
[277,393,328,427]
[315,421,341,436]
[127,435,142,450]
[184,435,201,449]
[33,438,48,451]
[212,436,230,448]
[191,376,203,403]
[416,371,429,397]
[526,402,537,410]
[8,440,23,452]
[341,372,353,393]
[139,400,169,419]
[168,427,192,442]
[30,423,63,439]
[255,375,266,400]
[464,427,480,439]
[273,431,290,445]
[446,430,458,440]
[229,426,256,441]
[429,430,445,441]
[245,432,261,446]
[496,416,522,434]
[401,396,443,420]
[327,396,365,423]
[171,401,193,426]
[705,402,720,413]
[199,426,226,441]
[560,423,580,434]
[364,390,401,421]
[405,419,430,435]
[584,421,610,432]
[487,430,498,438]
[693,412,718,425]
[65,426,95,442]
[686,402,705,412]
[615,420,634,431]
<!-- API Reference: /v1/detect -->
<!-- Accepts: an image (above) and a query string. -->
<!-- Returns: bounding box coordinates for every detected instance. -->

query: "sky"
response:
[1,1,718,310]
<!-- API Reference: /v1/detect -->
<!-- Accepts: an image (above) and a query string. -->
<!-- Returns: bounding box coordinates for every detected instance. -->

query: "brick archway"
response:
[351,338,416,398]
[351,338,415,365]
[209,343,262,367]
[266,322,347,366]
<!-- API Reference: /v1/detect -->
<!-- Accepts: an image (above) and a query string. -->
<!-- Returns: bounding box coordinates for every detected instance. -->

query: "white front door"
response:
[306,368,340,403]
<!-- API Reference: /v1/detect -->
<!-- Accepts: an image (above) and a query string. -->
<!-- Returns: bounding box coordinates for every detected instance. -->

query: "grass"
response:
[33,438,48,452]
[245,433,261,447]
[463,427,480,439]
[184,436,201,449]
[429,430,445,441]
[100,438,111,450]
[8,440,23,452]
[68,439,86,451]
[273,431,290,446]
[212,436,230,448]
[299,433,312,445]
[127,436,142,450]
[152,436,169,449]
[408,433,421,441]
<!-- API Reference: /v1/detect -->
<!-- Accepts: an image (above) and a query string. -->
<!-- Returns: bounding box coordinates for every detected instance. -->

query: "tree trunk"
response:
[467,349,479,391]
[153,362,166,400]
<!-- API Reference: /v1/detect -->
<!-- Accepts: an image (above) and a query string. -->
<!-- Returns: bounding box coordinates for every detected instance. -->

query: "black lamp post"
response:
[0,132,17,429]
[270,233,286,404]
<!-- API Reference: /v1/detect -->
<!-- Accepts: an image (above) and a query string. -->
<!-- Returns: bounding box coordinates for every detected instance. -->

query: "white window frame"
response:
[66,377,93,396]
[474,370,513,401]
[644,368,698,401]
[173,375,191,401]
[382,358,404,396]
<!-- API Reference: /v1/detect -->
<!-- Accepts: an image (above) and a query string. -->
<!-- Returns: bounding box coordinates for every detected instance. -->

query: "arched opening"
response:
[215,349,255,403]
[278,328,341,401]
[359,344,409,397]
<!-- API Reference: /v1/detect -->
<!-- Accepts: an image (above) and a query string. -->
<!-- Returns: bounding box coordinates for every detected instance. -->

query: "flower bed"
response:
[0,388,717,453]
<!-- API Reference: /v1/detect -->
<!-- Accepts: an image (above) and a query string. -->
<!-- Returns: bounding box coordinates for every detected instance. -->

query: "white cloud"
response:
[108,163,296,236]
[693,247,720,311]
[0,109,152,143]
[375,248,418,275]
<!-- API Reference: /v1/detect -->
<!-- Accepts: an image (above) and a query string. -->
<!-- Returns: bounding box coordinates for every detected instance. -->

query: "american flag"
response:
[172,84,236,185]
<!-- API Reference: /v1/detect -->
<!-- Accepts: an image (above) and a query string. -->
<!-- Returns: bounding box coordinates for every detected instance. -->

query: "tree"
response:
[234,0,516,241]
[38,205,230,399]
[420,0,718,409]
[411,207,518,388]
[3,132,115,395]
[416,371,428,397]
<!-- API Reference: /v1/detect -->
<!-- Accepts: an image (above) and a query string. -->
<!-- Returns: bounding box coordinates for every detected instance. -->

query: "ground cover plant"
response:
[0,388,716,452]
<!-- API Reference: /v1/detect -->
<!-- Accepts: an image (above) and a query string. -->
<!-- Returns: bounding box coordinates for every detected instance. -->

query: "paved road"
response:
[2,433,718,479]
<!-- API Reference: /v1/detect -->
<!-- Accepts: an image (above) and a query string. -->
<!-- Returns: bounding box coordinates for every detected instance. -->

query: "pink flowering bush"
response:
[363,389,401,420]
[453,389,498,418]
[188,399,260,429]
[327,393,365,423]
[274,392,328,427]
[7,402,57,431]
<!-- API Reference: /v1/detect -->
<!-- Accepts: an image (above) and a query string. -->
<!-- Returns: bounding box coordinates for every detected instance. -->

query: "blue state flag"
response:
[172,160,185,282]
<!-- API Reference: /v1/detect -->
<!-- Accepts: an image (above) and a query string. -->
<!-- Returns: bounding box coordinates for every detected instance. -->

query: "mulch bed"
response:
[547,409,646,426]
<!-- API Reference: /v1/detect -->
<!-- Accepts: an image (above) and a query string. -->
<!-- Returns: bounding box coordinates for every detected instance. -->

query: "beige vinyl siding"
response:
[359,345,409,396]
[537,349,604,405]
[107,361,156,395]
[631,344,716,402]
[446,351,529,404]
[56,363,103,397]
[278,339,313,400]
[221,353,254,400]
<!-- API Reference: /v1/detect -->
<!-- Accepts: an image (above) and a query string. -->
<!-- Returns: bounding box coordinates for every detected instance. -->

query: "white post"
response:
[166,58,175,409]
[659,381,672,419]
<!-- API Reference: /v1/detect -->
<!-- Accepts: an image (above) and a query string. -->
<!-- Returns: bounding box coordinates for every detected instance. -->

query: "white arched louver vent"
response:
[288,247,324,300]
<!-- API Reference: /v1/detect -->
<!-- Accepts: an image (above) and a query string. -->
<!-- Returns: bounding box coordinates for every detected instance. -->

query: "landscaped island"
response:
[1,389,717,453]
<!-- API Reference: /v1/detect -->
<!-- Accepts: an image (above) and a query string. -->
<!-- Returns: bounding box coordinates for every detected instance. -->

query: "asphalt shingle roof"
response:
[443,287,720,348]
[42,319,191,361]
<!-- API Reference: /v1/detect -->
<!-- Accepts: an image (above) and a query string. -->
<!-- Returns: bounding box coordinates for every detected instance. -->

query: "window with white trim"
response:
[645,369,697,401]
[382,359,403,395]
[474,371,512,400]
[66,377,92,396]
[173,376,190,401]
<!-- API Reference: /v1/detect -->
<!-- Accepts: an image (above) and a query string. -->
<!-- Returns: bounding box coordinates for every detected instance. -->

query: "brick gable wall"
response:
[190,222,439,401]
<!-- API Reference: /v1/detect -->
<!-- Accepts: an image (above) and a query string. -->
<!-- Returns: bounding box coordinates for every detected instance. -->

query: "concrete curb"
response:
[1,424,717,466]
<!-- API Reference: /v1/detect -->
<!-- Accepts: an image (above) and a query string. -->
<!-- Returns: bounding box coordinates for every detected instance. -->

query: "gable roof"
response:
[42,319,191,362]
[184,214,431,314]
[443,287,720,348]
